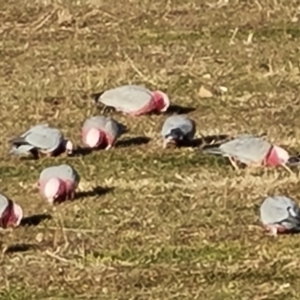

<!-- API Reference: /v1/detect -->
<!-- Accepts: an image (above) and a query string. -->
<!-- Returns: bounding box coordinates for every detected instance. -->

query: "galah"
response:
[202,134,292,173]
[38,164,80,204]
[82,116,127,150]
[9,124,73,158]
[92,84,170,116]
[161,115,196,148]
[260,196,300,236]
[0,194,23,228]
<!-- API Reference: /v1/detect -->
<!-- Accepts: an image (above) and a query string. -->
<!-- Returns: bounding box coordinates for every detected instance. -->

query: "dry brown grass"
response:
[1,0,300,298]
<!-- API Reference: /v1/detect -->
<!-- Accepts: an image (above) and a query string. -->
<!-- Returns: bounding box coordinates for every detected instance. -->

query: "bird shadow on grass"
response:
[191,134,231,148]
[287,156,300,168]
[163,134,231,150]
[116,136,151,148]
[4,243,38,254]
[72,146,93,157]
[165,104,196,115]
[74,186,114,201]
[283,228,300,235]
[263,228,300,236]
[20,214,52,227]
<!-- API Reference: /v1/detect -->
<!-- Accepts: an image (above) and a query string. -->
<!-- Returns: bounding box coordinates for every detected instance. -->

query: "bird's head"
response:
[152,91,170,112]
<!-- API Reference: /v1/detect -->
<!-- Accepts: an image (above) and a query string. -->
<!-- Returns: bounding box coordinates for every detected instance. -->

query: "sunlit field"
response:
[1,0,300,299]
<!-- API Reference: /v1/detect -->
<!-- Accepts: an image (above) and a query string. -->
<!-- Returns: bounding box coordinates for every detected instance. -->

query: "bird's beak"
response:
[47,197,55,204]
[66,149,73,156]
[163,138,177,149]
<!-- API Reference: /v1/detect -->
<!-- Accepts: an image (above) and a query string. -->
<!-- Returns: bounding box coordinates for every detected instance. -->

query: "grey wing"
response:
[82,116,107,132]
[25,127,63,152]
[39,166,56,181]
[260,196,300,229]
[220,137,271,164]
[9,144,36,155]
[59,164,80,185]
[0,194,8,215]
[161,115,195,140]
[181,117,196,140]
[260,196,289,224]
[20,124,50,138]
[73,168,81,186]
[105,118,127,138]
[9,126,42,149]
[100,85,152,112]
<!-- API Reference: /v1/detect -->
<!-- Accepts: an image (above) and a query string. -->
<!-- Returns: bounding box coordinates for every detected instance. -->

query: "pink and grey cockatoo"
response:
[38,164,80,204]
[82,115,127,150]
[260,196,300,236]
[0,194,23,228]
[161,115,196,148]
[92,85,170,116]
[9,124,73,158]
[202,134,292,172]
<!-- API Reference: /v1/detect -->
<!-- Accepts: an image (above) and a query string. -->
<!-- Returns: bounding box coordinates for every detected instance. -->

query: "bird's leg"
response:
[266,225,278,236]
[66,190,75,201]
[228,156,239,170]
[105,145,112,151]
[281,164,294,175]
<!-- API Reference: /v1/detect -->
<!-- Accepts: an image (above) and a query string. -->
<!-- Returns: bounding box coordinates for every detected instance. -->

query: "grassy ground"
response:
[1,0,300,299]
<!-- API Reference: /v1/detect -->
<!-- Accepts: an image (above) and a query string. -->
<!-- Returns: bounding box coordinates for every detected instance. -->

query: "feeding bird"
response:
[202,134,292,173]
[38,164,80,204]
[161,115,196,148]
[260,195,300,236]
[9,124,73,158]
[0,194,23,228]
[92,84,170,116]
[82,115,127,150]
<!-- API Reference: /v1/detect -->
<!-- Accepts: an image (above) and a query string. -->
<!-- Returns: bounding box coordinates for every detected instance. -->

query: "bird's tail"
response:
[90,92,104,104]
[8,137,27,146]
[165,128,184,141]
[281,219,300,233]
[117,123,129,135]
[9,145,32,155]
[202,146,223,155]
[286,155,300,167]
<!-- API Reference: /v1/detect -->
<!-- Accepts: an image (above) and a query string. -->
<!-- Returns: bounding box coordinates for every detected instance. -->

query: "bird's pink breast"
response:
[152,91,166,111]
[0,200,18,228]
[265,146,282,166]
[82,129,91,146]
[39,180,47,195]
[82,128,113,148]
